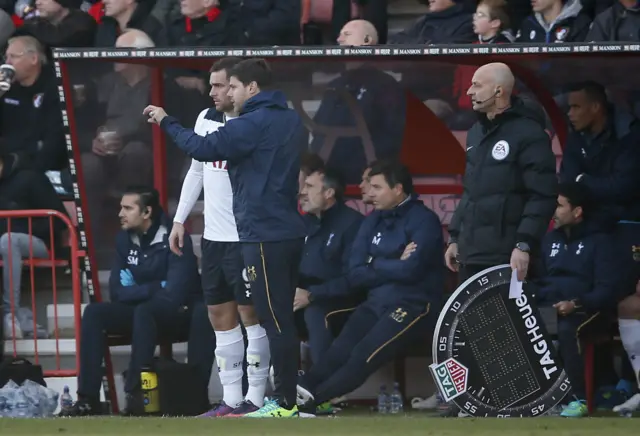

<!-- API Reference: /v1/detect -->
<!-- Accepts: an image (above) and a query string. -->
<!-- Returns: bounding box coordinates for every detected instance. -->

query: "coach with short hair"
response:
[445,62,557,283]
[145,58,307,417]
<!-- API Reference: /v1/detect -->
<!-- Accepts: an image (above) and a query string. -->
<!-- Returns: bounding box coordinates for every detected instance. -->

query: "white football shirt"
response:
[173,109,239,242]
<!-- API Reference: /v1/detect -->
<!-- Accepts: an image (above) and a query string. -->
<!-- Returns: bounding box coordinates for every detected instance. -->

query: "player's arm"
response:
[372,213,444,284]
[160,116,259,163]
[173,159,204,225]
[153,235,199,304]
[346,216,385,289]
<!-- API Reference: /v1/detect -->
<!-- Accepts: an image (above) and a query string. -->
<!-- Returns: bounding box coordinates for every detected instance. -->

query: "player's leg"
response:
[242,239,303,417]
[301,304,429,407]
[223,242,270,416]
[614,293,640,414]
[200,239,245,416]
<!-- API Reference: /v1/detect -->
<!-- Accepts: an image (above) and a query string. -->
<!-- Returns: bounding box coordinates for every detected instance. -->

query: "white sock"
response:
[619,318,640,388]
[245,324,270,407]
[215,324,245,407]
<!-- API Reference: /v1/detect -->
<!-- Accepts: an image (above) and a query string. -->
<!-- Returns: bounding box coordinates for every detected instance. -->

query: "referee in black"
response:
[144,59,307,417]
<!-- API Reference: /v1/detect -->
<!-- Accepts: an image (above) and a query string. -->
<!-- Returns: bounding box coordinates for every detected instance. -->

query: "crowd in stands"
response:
[0,0,640,419]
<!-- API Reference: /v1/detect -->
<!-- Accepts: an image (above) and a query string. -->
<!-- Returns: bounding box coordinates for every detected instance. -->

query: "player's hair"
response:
[229,58,273,89]
[209,57,243,74]
[123,185,161,219]
[479,0,510,31]
[7,35,47,65]
[368,160,414,195]
[300,152,324,176]
[557,182,591,212]
[318,167,346,201]
[569,81,608,109]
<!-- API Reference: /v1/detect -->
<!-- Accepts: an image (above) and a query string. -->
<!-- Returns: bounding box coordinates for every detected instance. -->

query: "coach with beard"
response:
[445,62,557,284]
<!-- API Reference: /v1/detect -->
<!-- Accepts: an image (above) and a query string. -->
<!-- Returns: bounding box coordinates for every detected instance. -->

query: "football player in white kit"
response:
[169,58,270,417]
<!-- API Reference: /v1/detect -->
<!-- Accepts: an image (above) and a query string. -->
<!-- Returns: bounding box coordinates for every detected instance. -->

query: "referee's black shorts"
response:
[200,238,252,306]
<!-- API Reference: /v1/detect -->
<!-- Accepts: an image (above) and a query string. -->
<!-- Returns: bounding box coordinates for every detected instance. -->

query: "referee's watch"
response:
[515,242,530,253]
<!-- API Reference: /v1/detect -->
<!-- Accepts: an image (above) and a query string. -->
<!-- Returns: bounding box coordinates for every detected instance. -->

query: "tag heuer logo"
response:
[429,358,468,402]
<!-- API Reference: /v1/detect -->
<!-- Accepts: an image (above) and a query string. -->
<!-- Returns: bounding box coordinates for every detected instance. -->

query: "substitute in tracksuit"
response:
[446,63,557,282]
[295,167,364,367]
[297,161,444,408]
[147,59,307,417]
[516,0,590,43]
[64,187,209,416]
[536,182,619,417]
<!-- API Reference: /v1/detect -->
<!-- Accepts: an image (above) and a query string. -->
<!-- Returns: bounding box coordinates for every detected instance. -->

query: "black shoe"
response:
[119,392,145,416]
[58,399,100,417]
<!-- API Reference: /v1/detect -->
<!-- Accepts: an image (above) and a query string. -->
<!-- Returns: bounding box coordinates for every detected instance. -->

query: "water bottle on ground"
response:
[377,385,389,414]
[390,382,403,414]
[60,386,73,413]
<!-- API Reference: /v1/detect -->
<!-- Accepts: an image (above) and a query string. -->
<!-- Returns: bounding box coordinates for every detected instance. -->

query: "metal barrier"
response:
[1,209,83,377]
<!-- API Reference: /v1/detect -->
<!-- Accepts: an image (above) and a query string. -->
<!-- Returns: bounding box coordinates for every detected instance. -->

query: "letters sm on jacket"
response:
[160,90,307,243]
[536,222,619,312]
[109,212,200,307]
[346,195,445,313]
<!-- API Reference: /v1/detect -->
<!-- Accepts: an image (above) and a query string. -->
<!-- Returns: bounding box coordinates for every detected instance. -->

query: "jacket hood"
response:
[479,96,548,130]
[535,0,582,31]
[241,90,289,114]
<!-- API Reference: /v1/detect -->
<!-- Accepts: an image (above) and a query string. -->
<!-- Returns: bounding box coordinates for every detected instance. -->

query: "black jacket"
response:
[0,154,68,249]
[16,10,96,48]
[559,110,640,223]
[0,67,67,172]
[161,90,308,243]
[449,97,558,265]
[586,1,640,42]
[299,202,363,302]
[94,2,162,47]
[537,221,619,312]
[516,0,590,43]
[157,8,246,47]
[388,3,475,44]
[225,0,301,46]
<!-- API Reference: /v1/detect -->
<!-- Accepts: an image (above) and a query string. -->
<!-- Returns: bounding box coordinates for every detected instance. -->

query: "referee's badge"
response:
[491,140,510,161]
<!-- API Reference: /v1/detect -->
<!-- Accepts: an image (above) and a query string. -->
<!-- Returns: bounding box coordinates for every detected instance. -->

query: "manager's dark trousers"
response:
[77,299,213,399]
[300,300,433,405]
[242,239,304,408]
[556,312,608,400]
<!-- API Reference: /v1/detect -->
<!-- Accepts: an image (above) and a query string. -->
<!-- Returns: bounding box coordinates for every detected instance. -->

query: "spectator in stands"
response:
[15,0,96,48]
[446,62,557,283]
[157,0,244,95]
[536,182,618,417]
[0,10,15,46]
[296,160,443,413]
[333,0,388,44]
[0,36,67,172]
[62,186,207,416]
[388,0,475,44]
[516,0,590,43]
[94,0,162,46]
[613,266,640,414]
[81,30,155,239]
[0,152,68,339]
[560,81,640,224]
[294,168,364,406]
[228,0,301,46]
[586,0,640,42]
[311,20,405,185]
[473,0,514,43]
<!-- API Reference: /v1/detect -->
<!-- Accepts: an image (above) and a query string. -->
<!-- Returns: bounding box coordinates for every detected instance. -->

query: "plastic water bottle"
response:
[60,386,73,413]
[390,382,403,414]
[377,385,389,414]
[13,397,29,418]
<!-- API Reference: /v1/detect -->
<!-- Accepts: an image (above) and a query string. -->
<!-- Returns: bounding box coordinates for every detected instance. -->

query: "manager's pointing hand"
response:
[143,105,168,125]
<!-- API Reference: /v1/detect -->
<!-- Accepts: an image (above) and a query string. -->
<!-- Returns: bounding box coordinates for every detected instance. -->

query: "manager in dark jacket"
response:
[146,59,307,417]
[446,62,557,282]
[294,167,363,368]
[536,182,618,417]
[64,187,206,417]
[297,161,444,410]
